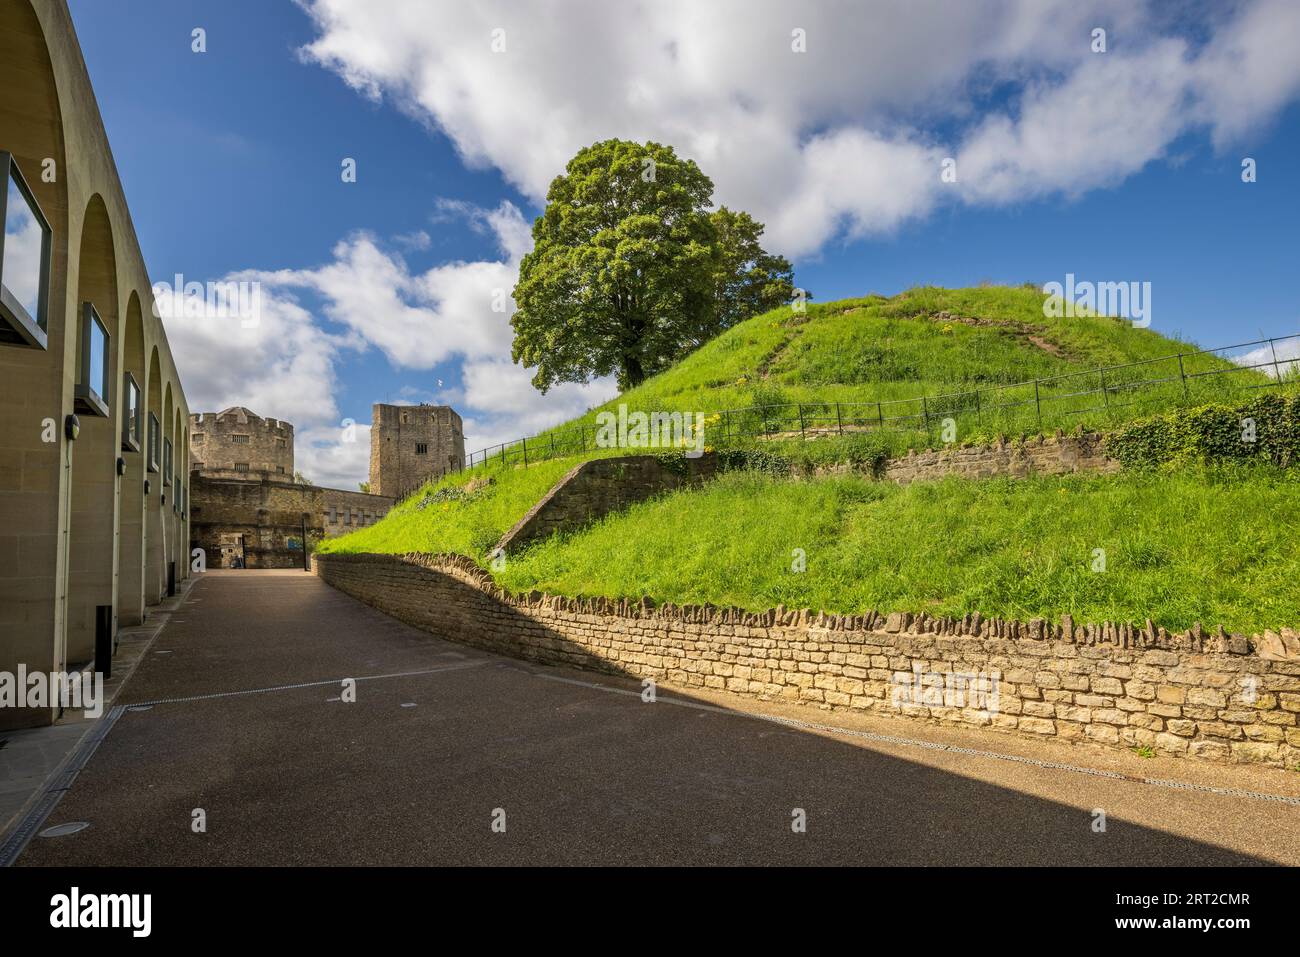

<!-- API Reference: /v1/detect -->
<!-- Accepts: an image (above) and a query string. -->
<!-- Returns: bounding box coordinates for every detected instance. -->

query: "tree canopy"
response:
[511,139,796,392]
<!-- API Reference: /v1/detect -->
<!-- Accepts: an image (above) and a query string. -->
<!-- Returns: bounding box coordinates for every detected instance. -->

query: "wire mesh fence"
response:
[461,333,1300,473]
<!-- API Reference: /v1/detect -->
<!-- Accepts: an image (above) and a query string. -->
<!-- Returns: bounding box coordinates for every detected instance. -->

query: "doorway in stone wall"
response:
[219,533,247,569]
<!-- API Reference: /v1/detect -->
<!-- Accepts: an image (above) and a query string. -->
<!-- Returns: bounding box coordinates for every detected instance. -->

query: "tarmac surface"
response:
[15,570,1300,866]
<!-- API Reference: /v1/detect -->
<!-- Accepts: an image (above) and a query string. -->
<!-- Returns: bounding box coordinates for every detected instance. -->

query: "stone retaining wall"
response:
[882,431,1118,484]
[496,454,717,553]
[315,552,1300,768]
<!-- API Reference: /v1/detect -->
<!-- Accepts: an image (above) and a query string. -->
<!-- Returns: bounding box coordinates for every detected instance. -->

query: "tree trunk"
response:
[622,352,645,388]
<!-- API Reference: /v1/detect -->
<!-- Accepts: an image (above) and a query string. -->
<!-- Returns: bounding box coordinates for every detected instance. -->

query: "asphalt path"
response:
[16,570,1300,866]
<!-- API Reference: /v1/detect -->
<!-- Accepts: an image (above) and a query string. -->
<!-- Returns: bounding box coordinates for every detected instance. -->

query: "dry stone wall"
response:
[882,431,1117,484]
[315,552,1300,769]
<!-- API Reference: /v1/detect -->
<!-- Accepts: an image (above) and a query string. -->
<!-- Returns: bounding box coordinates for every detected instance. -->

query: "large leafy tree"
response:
[698,206,795,349]
[512,139,795,392]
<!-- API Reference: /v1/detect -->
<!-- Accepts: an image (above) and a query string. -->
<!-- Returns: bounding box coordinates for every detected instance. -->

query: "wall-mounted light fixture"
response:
[64,413,79,442]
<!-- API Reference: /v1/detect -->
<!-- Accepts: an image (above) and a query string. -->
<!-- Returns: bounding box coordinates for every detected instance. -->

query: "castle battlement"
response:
[189,406,294,478]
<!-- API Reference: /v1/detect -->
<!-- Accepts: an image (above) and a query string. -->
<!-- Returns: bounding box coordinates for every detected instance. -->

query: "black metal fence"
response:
[461,333,1300,472]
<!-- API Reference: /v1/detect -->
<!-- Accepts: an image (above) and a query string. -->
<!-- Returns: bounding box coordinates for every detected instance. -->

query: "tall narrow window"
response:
[0,153,52,349]
[122,372,142,452]
[147,413,160,473]
[163,438,173,485]
[74,303,110,417]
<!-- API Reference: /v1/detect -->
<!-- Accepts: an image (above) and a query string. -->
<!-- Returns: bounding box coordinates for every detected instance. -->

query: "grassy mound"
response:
[320,285,1295,633]
[494,466,1300,635]
[514,285,1265,461]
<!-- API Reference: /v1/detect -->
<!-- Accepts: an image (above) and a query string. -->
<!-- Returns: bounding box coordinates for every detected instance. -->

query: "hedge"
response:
[1105,392,1300,469]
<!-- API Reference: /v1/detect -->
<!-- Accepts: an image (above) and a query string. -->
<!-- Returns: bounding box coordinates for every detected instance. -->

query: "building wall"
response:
[190,474,393,568]
[0,0,192,730]
[190,407,293,478]
[315,552,1300,769]
[369,403,466,501]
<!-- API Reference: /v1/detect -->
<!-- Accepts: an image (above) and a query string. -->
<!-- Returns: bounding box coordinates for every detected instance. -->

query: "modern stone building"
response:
[369,402,466,500]
[189,407,394,568]
[0,0,193,729]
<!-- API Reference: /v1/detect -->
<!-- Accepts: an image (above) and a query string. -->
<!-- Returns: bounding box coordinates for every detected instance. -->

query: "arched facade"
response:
[118,291,147,624]
[0,0,191,729]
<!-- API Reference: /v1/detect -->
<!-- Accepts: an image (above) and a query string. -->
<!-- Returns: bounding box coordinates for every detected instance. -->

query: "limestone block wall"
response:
[496,454,718,554]
[191,475,393,567]
[369,403,466,500]
[190,407,293,477]
[315,552,1300,769]
[881,431,1118,484]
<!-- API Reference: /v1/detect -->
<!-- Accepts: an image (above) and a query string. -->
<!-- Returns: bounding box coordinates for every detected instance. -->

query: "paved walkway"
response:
[9,570,1300,866]
[0,583,193,843]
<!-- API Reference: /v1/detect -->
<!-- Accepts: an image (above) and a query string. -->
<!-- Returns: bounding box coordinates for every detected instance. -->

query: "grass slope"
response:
[317,456,582,557]
[495,467,1300,635]
[321,286,1295,632]
[519,285,1263,457]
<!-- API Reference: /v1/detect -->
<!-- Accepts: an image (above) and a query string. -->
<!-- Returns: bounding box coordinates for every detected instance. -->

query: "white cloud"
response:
[157,281,349,430]
[171,0,1300,487]
[297,0,1300,255]
[296,421,373,490]
[163,201,616,490]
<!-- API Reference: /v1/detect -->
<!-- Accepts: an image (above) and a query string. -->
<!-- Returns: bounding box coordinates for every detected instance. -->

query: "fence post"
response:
[1177,354,1188,400]
[835,402,843,435]
[921,395,930,434]
[1033,381,1042,427]
[975,389,982,425]
[1269,339,1283,383]
[724,409,731,443]
[1100,368,1108,407]
[877,402,884,431]
[522,437,528,466]
[798,403,805,440]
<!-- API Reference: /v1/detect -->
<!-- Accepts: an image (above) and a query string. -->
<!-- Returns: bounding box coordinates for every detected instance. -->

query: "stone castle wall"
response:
[315,552,1300,768]
[190,407,294,478]
[191,475,393,568]
[369,403,467,500]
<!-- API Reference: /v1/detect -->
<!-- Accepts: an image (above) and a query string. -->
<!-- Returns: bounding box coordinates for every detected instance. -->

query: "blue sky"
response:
[67,0,1300,487]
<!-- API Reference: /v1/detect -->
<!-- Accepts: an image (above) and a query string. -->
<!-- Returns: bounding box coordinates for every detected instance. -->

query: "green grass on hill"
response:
[316,456,583,557]
[493,467,1300,635]
[506,285,1267,463]
[320,284,1297,634]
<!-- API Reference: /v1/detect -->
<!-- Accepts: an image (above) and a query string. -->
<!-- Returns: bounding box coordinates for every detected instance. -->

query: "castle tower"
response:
[189,407,294,479]
[369,403,465,500]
